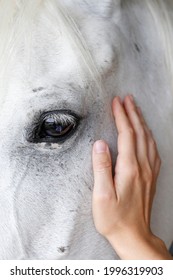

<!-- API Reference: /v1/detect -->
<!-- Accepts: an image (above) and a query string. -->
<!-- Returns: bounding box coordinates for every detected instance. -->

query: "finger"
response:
[112,97,136,163]
[153,157,161,179]
[92,140,115,197]
[136,106,161,220]
[124,96,148,167]
[136,107,159,170]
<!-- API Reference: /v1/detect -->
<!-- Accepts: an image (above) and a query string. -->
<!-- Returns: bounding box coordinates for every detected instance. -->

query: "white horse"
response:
[0,0,173,259]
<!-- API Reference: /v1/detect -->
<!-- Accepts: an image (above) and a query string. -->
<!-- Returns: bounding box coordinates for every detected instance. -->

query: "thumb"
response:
[92,140,114,195]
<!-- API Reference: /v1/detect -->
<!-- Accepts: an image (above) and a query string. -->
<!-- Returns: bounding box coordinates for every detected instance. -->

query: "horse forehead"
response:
[31,11,119,79]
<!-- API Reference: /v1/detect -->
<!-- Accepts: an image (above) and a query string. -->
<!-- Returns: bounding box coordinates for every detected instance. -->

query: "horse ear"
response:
[81,0,121,18]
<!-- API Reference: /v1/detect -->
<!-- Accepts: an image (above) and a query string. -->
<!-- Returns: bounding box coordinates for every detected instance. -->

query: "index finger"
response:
[112,96,136,161]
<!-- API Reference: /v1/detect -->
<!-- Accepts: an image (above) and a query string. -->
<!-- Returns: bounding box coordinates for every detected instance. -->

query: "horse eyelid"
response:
[26,111,81,143]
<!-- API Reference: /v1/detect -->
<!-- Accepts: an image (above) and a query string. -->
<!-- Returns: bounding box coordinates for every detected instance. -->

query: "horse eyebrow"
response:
[32,87,45,93]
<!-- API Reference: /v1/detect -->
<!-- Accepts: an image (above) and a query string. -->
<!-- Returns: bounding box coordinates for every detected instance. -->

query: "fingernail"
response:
[94,140,107,153]
[113,97,121,110]
[116,96,122,104]
[129,95,134,102]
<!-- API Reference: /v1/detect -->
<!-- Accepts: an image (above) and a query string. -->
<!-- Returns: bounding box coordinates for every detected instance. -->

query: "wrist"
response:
[106,229,172,260]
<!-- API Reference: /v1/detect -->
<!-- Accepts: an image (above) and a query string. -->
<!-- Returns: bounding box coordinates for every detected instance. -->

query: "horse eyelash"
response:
[44,113,77,126]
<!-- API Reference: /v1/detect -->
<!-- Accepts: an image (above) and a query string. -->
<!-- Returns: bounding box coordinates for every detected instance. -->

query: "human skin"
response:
[92,95,173,260]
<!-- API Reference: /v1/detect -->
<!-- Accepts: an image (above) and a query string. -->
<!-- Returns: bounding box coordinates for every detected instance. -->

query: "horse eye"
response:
[30,111,80,143]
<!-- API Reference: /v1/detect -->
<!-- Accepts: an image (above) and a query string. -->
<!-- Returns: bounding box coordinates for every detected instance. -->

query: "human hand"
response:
[92,95,172,259]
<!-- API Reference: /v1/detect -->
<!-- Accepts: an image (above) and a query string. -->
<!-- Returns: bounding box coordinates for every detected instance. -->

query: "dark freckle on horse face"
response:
[134,43,140,53]
[58,247,66,253]
[32,87,45,93]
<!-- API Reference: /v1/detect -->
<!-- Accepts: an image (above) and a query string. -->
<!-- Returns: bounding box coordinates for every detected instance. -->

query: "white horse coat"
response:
[0,0,173,259]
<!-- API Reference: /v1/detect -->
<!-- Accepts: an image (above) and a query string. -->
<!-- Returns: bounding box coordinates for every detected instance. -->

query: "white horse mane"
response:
[0,0,103,105]
[0,0,173,102]
[146,0,173,87]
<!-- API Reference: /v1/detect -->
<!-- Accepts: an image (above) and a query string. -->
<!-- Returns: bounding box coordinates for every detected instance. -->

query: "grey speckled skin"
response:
[0,1,173,259]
